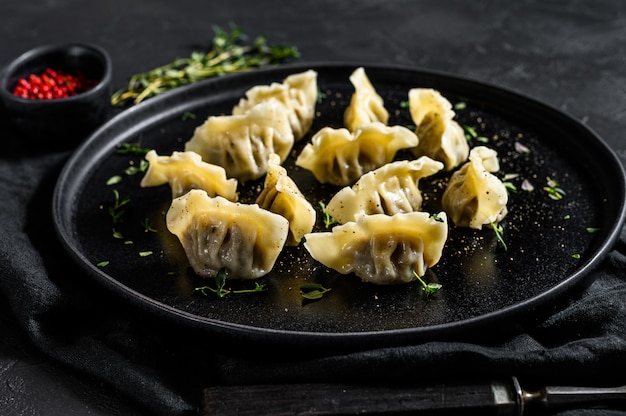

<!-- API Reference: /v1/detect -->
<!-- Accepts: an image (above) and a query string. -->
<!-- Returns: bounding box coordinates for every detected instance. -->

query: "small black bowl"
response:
[0,43,112,149]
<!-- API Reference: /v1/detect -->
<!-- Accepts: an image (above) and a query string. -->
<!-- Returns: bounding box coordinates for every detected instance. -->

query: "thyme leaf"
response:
[116,143,151,155]
[461,125,489,142]
[300,283,332,300]
[454,101,467,110]
[319,201,337,228]
[543,177,566,200]
[124,159,149,176]
[413,271,442,297]
[108,189,131,224]
[194,268,267,298]
[143,218,157,232]
[491,222,508,251]
[106,175,122,185]
[429,212,444,223]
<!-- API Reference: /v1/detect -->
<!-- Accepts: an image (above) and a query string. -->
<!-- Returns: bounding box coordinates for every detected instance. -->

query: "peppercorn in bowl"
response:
[0,43,112,148]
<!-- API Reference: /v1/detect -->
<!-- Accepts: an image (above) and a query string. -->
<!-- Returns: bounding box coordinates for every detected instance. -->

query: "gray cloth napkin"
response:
[2,118,626,415]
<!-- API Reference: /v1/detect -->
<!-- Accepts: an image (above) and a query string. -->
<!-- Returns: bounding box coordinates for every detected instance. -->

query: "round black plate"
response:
[53,63,626,351]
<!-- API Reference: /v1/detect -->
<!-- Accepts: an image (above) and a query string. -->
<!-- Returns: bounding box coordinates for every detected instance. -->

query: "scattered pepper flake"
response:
[521,179,534,192]
[515,142,531,154]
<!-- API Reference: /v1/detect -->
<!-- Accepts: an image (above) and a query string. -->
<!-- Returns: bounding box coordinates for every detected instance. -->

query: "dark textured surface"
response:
[1,1,626,415]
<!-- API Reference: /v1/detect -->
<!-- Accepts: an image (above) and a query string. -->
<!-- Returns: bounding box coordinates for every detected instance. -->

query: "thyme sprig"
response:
[413,271,442,297]
[319,201,337,228]
[111,25,300,107]
[491,222,508,251]
[108,189,131,224]
[194,268,267,298]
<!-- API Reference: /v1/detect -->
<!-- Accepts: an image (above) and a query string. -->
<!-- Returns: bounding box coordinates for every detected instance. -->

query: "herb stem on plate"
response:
[111,25,300,107]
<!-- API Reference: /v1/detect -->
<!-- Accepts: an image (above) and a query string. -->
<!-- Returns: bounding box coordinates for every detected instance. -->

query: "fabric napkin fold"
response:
[1,118,626,416]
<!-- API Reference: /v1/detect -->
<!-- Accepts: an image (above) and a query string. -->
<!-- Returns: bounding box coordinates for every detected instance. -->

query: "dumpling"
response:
[256,153,316,246]
[140,150,238,200]
[408,88,469,171]
[344,67,389,131]
[295,122,418,186]
[166,190,289,279]
[233,70,318,141]
[184,100,294,183]
[442,146,508,229]
[304,211,448,284]
[325,156,444,224]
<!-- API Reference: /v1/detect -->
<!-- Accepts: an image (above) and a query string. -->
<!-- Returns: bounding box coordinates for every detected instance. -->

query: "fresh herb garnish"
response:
[124,159,149,176]
[143,218,157,232]
[116,143,151,155]
[463,124,477,140]
[96,261,109,268]
[300,283,332,300]
[182,111,196,121]
[319,201,337,228]
[429,212,444,223]
[413,271,442,297]
[572,253,581,259]
[543,177,566,200]
[462,125,489,143]
[139,251,153,257]
[491,222,508,251]
[503,181,517,194]
[317,89,327,104]
[111,25,300,107]
[106,175,122,185]
[108,189,131,224]
[586,227,600,234]
[194,268,267,298]
[454,101,467,110]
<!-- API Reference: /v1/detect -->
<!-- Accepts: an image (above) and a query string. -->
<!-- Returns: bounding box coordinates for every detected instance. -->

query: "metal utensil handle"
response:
[540,384,626,409]
[201,380,519,416]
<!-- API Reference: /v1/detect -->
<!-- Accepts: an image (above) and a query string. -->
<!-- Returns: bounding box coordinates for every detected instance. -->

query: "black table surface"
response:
[1,1,626,415]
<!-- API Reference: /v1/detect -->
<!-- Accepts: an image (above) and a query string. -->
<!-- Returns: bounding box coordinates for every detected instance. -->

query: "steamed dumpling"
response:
[166,190,289,279]
[295,122,418,186]
[304,211,448,284]
[140,150,238,200]
[326,156,444,224]
[442,146,508,229]
[233,70,318,141]
[185,100,294,183]
[256,153,316,246]
[408,88,469,171]
[344,67,389,131]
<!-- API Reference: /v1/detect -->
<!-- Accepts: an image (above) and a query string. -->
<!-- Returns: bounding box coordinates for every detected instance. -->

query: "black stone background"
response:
[1,1,626,415]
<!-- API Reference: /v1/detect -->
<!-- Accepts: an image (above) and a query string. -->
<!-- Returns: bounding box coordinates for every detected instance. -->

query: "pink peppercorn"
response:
[12,67,96,99]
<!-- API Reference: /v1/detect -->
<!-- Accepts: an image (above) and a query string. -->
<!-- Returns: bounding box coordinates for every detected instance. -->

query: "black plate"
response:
[53,63,626,351]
